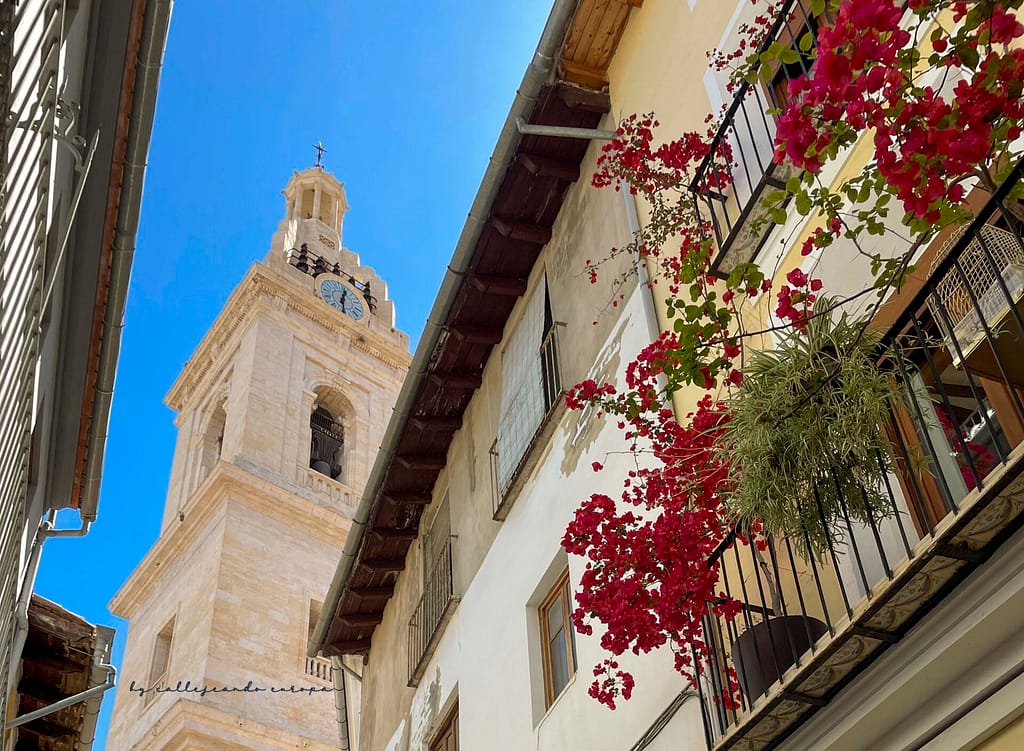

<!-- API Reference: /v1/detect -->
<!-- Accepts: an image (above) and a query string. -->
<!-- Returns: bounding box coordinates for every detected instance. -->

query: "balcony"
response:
[304,656,333,683]
[691,0,826,277]
[696,167,1024,749]
[407,535,458,687]
[490,323,566,520]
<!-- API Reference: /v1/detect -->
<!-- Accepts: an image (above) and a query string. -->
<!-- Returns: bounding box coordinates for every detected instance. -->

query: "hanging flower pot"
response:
[722,297,900,559]
[732,614,829,701]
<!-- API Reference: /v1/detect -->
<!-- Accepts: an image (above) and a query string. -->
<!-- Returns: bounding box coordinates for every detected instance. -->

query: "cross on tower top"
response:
[313,141,326,168]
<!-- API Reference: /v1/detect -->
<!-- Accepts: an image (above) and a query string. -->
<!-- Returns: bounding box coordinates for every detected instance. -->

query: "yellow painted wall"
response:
[976,714,1024,751]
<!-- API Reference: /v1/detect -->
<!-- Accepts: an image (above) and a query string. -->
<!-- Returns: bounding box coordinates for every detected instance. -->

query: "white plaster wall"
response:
[367,289,707,751]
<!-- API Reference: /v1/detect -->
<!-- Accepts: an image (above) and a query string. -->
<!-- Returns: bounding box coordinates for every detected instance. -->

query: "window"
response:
[310,405,344,480]
[408,496,457,686]
[146,618,174,704]
[539,569,577,707]
[766,4,825,109]
[197,400,226,483]
[429,704,458,751]
[495,276,562,496]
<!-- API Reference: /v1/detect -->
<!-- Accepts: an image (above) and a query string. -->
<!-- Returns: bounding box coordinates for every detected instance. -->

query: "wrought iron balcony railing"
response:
[490,323,565,519]
[407,535,458,687]
[691,0,827,277]
[696,162,1024,750]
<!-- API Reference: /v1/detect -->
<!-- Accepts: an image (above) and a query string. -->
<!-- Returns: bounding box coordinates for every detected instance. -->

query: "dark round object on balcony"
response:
[311,460,333,477]
[731,615,829,701]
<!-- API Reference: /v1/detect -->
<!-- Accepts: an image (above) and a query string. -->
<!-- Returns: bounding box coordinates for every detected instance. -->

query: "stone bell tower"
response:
[105,164,411,750]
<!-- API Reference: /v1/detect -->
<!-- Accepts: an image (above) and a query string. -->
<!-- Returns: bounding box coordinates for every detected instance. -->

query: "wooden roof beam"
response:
[560,60,609,89]
[410,415,464,431]
[338,612,384,628]
[349,584,396,599]
[427,371,483,390]
[380,490,434,505]
[369,527,419,542]
[328,638,372,653]
[468,274,528,297]
[491,217,552,245]
[518,153,581,182]
[449,325,504,345]
[361,557,406,573]
[556,83,613,113]
[393,455,447,471]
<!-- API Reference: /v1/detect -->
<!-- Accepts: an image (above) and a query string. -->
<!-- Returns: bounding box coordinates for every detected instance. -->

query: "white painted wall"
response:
[372,288,707,751]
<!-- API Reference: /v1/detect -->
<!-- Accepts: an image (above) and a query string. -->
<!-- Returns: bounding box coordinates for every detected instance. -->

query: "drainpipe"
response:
[68,625,115,751]
[4,515,51,701]
[620,181,662,341]
[335,665,351,751]
[4,513,96,703]
[4,651,115,731]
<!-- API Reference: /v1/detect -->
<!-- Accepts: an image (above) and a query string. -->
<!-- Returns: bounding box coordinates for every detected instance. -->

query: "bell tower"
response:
[105,164,411,751]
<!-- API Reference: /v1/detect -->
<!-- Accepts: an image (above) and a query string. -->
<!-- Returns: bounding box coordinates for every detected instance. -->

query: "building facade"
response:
[314,1,1024,750]
[1,0,170,747]
[105,167,411,750]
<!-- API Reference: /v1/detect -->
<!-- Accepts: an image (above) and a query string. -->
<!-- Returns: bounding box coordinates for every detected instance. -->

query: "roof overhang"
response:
[48,0,172,519]
[312,0,642,658]
[10,596,112,751]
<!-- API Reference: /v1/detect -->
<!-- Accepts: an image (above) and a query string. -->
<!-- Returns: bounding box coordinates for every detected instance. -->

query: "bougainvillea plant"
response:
[564,0,1024,709]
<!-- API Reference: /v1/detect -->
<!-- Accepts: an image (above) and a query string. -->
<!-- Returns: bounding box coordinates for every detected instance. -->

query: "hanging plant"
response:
[721,298,900,558]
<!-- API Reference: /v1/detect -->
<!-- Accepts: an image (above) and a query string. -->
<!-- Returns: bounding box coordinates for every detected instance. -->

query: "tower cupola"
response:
[278,165,349,261]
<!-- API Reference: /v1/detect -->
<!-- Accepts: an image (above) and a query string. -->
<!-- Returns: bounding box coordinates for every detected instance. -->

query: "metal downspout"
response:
[4,660,115,731]
[3,516,52,702]
[77,0,173,523]
[620,183,661,341]
[334,658,351,751]
[68,625,115,751]
[309,0,584,657]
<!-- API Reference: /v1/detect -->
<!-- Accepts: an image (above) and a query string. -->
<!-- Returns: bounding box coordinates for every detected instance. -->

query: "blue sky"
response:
[35,1,553,744]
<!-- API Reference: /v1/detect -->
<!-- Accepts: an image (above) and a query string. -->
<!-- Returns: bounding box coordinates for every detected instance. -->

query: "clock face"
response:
[319,279,365,320]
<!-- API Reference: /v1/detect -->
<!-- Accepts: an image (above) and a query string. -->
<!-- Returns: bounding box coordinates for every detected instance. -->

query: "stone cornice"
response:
[128,697,340,751]
[165,264,411,413]
[109,461,352,619]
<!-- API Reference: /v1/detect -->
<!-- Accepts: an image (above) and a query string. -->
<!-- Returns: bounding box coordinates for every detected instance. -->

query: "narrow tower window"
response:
[146,618,175,703]
[310,406,344,481]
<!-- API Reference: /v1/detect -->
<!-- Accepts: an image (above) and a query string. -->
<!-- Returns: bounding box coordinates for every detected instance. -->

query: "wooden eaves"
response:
[319,0,642,658]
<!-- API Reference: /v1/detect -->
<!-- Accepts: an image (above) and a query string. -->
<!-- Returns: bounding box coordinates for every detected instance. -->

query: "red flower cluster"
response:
[775,269,823,330]
[776,0,1024,222]
[566,0,1024,711]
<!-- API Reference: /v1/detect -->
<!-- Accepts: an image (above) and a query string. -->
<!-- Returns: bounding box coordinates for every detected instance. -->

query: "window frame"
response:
[538,569,577,708]
[145,617,175,706]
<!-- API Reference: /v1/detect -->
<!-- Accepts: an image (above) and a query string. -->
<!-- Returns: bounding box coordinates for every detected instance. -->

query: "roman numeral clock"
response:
[319,277,365,321]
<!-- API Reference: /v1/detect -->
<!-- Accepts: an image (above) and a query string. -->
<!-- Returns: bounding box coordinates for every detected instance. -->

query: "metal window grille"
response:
[695,160,1024,750]
[407,534,457,686]
[690,0,829,276]
[493,323,563,503]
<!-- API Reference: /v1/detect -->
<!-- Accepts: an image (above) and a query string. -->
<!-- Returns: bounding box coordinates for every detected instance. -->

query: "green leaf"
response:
[795,193,812,216]
[771,207,788,225]
[957,43,980,69]
[779,48,802,65]
[799,31,815,52]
